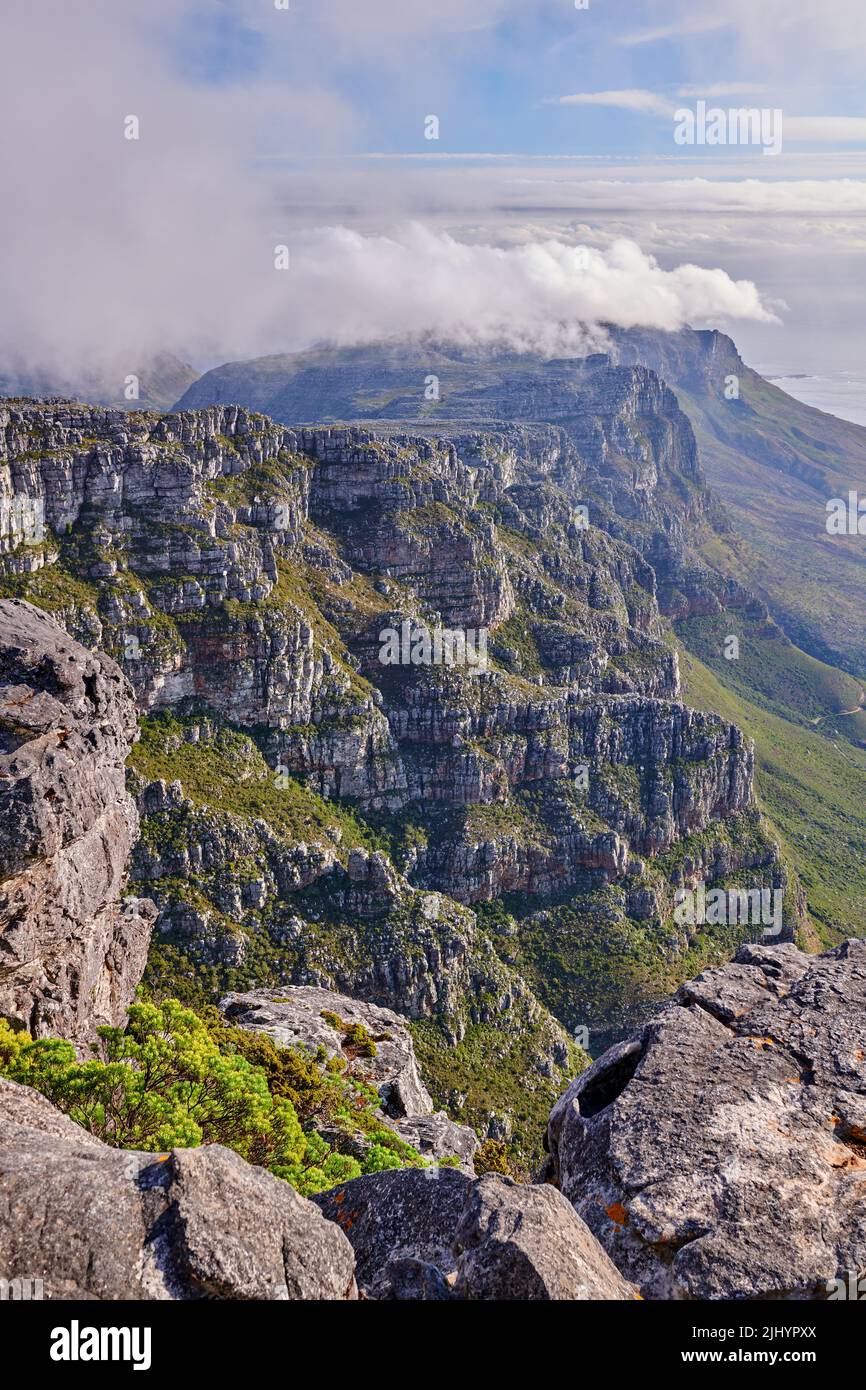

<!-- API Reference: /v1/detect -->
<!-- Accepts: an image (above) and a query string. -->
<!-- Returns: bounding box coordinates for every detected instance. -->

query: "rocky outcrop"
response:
[0,599,155,1042]
[0,1077,356,1300]
[1,1073,634,1302]
[219,986,478,1170]
[313,1167,636,1300]
[547,939,866,1300]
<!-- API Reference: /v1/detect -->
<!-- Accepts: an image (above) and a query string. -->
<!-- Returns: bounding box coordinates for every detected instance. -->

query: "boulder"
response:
[220,985,433,1118]
[392,1112,479,1171]
[220,985,478,1171]
[547,940,866,1300]
[0,1077,356,1300]
[314,1167,637,1300]
[454,1174,637,1300]
[0,599,155,1042]
[314,1167,472,1300]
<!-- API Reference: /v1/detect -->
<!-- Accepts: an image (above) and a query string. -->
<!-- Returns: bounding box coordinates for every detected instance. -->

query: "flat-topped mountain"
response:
[174,330,866,678]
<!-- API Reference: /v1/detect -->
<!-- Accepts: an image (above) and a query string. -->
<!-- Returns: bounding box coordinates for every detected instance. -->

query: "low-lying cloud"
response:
[276,225,778,358]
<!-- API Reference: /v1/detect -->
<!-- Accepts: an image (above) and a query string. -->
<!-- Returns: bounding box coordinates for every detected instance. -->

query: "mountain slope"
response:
[610,326,866,678]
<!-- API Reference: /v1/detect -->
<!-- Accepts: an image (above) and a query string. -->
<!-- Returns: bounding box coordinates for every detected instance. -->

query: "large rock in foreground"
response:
[0,1078,356,1300]
[221,986,478,1170]
[314,1168,636,1300]
[0,600,155,1042]
[547,940,866,1300]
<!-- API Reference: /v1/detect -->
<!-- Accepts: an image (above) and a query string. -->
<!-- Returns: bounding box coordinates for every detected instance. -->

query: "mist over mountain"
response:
[174,326,866,677]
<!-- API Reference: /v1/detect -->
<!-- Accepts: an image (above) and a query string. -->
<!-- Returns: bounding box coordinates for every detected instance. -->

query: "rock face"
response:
[0,396,783,1141]
[0,599,155,1042]
[314,1167,636,1300]
[220,986,478,1169]
[315,1167,471,1299]
[0,1077,356,1300]
[547,939,866,1300]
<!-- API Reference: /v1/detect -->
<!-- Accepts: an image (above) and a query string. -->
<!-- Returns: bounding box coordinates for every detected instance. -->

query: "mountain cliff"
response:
[0,394,785,1150]
[174,330,866,677]
[0,599,154,1042]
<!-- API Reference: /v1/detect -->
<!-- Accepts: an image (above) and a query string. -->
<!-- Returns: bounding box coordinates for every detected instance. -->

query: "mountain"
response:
[172,335,866,949]
[1,350,199,413]
[174,331,866,679]
[0,394,792,1159]
[609,327,866,680]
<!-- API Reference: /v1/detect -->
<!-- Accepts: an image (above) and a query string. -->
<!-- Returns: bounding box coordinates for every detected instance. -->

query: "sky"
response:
[1,0,865,393]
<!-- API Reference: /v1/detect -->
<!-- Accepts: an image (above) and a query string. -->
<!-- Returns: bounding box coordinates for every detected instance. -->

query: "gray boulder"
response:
[0,1078,356,1300]
[0,599,155,1042]
[547,939,866,1300]
[314,1167,472,1299]
[454,1174,637,1300]
[314,1167,637,1300]
[220,985,478,1170]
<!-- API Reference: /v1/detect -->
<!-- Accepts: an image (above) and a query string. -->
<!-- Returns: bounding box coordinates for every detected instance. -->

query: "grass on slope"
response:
[674,372,866,677]
[677,613,865,738]
[677,639,866,943]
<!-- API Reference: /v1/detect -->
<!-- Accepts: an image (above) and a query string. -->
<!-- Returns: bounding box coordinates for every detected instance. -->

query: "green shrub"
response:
[473,1138,513,1177]
[0,999,426,1196]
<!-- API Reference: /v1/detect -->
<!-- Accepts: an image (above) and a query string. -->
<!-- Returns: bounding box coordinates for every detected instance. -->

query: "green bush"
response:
[0,999,428,1197]
[473,1138,513,1177]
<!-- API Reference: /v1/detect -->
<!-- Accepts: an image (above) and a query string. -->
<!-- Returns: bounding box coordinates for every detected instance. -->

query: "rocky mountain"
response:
[173,329,866,678]
[170,335,866,950]
[0,394,787,1154]
[608,326,866,680]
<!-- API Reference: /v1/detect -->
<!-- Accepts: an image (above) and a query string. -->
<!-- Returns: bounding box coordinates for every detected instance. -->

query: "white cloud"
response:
[556,90,676,117]
[785,117,866,143]
[266,225,779,356]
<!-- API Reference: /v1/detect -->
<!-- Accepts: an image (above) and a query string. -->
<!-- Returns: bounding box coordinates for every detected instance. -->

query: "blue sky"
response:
[161,0,866,160]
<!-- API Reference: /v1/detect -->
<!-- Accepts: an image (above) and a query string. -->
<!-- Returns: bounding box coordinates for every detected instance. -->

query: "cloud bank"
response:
[276,226,778,358]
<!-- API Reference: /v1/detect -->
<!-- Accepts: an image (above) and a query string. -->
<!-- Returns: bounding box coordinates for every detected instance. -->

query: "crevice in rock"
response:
[578,1043,644,1118]
[678,993,739,1032]
[83,671,99,711]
